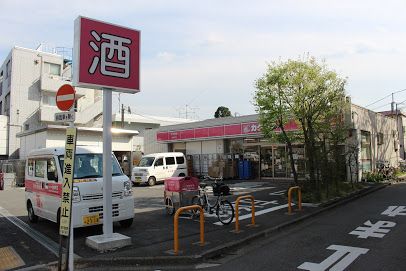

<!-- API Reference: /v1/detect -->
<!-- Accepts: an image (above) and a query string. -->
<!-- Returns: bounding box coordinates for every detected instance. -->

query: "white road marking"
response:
[0,206,79,258]
[213,203,292,226]
[298,245,369,271]
[195,263,221,269]
[269,190,286,196]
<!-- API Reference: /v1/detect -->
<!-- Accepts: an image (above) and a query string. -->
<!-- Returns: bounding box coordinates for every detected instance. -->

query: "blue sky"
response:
[1,0,406,119]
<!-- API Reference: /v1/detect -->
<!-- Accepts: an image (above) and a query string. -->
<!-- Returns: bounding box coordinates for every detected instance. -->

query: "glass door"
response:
[273,146,288,178]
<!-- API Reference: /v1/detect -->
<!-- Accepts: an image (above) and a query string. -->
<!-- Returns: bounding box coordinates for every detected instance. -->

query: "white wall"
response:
[0,115,8,155]
[186,140,224,155]
[144,129,168,154]
[19,131,47,159]
[186,141,202,155]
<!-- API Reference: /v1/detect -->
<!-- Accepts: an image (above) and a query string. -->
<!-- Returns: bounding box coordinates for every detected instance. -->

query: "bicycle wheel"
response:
[191,196,205,217]
[216,200,234,225]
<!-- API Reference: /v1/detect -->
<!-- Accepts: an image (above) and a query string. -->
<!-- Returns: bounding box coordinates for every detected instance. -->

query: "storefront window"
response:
[361,131,372,172]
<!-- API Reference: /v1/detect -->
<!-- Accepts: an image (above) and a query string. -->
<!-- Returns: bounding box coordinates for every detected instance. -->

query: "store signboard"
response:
[156,120,299,142]
[73,16,140,93]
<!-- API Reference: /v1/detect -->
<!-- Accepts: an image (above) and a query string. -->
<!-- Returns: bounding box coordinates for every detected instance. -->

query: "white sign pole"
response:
[68,108,75,271]
[102,89,113,237]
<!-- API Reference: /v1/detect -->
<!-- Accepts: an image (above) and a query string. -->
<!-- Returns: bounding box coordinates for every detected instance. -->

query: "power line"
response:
[365,93,392,108]
[371,103,391,111]
[365,88,406,108]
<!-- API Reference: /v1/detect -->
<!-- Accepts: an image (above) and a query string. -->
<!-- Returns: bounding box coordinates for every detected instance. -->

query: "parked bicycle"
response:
[191,176,234,225]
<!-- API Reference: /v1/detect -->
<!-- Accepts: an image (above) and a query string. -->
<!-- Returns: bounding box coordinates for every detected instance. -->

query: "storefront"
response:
[156,114,303,179]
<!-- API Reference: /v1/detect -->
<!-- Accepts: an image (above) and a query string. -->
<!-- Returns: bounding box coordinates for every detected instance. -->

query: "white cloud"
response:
[156,51,177,62]
[2,0,406,119]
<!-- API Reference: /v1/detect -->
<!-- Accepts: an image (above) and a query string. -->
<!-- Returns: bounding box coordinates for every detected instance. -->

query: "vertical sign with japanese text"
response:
[59,127,77,236]
[73,16,140,93]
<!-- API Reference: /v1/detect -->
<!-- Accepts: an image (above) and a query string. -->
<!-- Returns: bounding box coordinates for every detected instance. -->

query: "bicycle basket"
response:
[212,183,231,196]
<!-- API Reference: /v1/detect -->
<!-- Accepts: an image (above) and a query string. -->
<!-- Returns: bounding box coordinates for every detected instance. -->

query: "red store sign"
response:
[157,120,299,142]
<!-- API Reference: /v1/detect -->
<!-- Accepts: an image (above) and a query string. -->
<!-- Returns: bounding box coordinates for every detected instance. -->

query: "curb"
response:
[199,183,388,260]
[45,183,388,269]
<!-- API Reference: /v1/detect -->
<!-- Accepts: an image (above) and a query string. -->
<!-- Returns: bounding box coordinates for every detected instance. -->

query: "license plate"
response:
[82,214,100,225]
[135,177,142,182]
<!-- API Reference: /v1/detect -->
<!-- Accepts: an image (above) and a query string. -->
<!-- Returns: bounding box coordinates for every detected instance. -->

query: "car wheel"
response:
[27,201,38,223]
[119,218,133,228]
[148,176,156,186]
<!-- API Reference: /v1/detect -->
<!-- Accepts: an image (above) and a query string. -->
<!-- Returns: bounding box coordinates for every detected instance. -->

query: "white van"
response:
[25,147,134,228]
[131,152,187,186]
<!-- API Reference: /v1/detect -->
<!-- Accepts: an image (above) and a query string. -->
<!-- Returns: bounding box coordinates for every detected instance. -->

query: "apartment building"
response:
[0,46,135,159]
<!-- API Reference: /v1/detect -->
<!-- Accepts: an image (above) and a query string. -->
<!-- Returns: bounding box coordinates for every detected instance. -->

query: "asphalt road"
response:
[203,183,406,271]
[0,180,285,269]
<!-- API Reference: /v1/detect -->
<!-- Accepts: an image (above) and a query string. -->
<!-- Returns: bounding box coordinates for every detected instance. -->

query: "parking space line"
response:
[0,206,78,258]
[213,203,292,226]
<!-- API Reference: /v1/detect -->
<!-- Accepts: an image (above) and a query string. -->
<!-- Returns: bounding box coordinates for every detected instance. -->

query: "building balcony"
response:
[40,98,103,125]
[40,73,86,97]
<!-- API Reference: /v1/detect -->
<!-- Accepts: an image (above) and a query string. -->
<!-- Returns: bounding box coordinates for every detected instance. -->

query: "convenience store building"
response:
[155,103,400,182]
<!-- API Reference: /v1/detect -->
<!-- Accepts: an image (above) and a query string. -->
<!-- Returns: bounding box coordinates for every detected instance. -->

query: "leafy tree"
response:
[254,57,347,198]
[254,62,301,185]
[286,57,347,199]
[214,106,232,118]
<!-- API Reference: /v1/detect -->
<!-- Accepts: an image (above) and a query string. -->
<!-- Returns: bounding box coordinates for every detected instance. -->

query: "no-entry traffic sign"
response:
[56,84,76,111]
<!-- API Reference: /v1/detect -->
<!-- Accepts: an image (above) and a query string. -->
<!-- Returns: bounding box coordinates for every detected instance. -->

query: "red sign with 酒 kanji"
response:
[73,16,140,93]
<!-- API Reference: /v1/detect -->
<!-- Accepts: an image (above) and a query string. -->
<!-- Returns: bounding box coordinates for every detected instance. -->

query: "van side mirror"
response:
[47,171,58,182]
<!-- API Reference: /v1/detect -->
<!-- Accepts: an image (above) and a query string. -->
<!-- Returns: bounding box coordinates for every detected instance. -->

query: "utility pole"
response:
[121,104,124,128]
[391,93,395,115]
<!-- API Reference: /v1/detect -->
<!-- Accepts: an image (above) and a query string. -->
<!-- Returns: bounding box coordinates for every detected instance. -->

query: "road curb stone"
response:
[43,183,388,270]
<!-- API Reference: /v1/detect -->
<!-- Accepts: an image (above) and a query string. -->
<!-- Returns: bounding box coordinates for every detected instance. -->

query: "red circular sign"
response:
[56,84,76,111]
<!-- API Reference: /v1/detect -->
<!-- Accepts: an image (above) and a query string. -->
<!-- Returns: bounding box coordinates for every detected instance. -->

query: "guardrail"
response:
[288,186,302,214]
[173,205,204,255]
[234,195,256,233]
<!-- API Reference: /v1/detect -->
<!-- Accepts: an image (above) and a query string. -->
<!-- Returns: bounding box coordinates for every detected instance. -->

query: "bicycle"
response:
[191,176,234,225]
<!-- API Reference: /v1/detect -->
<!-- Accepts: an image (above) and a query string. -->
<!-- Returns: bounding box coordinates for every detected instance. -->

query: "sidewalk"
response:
[45,180,387,270]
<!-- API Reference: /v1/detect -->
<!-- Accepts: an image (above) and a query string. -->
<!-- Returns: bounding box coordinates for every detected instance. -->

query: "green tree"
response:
[286,57,347,199]
[214,106,232,118]
[254,62,301,185]
[254,57,347,197]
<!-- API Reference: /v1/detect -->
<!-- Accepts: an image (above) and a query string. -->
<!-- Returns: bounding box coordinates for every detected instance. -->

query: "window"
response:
[361,131,372,172]
[47,159,57,181]
[35,160,46,178]
[0,102,2,115]
[154,158,163,167]
[4,93,10,116]
[28,159,34,176]
[139,157,154,167]
[0,81,2,96]
[59,154,123,179]
[176,156,185,165]
[5,60,11,79]
[24,124,29,131]
[42,94,56,106]
[377,133,384,145]
[44,62,61,76]
[165,157,175,165]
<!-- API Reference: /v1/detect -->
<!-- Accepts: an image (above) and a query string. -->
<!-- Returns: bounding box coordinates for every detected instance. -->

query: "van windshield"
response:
[138,157,155,167]
[58,154,123,179]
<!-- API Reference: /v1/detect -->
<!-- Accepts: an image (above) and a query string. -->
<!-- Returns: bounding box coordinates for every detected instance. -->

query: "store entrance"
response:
[260,146,288,178]
[260,144,305,179]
